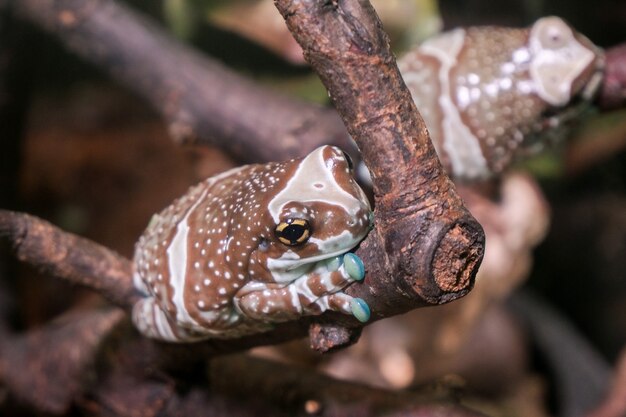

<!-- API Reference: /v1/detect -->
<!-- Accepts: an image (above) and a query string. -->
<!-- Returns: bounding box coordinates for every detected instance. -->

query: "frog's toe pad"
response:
[350,298,371,322]
[343,253,365,281]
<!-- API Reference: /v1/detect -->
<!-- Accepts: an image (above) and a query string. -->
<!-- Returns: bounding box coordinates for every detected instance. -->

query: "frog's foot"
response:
[319,292,371,323]
[235,253,370,323]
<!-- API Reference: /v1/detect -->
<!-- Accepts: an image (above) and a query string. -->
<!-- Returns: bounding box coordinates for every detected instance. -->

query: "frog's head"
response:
[528,16,604,107]
[256,146,372,283]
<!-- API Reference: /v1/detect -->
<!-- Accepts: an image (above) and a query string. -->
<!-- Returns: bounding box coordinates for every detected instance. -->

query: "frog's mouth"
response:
[265,246,359,284]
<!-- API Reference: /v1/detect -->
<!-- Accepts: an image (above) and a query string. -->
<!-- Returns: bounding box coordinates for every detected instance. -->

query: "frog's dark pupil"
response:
[281,224,305,243]
[342,151,354,171]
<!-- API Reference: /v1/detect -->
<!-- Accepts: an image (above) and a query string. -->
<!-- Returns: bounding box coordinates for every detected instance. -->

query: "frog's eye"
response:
[341,151,354,171]
[542,27,569,49]
[275,218,311,246]
[535,18,572,50]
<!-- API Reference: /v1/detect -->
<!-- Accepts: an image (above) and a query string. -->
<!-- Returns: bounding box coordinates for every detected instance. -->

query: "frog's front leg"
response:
[235,254,371,323]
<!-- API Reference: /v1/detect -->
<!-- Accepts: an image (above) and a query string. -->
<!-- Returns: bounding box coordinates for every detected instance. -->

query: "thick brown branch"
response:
[0,210,137,308]
[598,43,626,110]
[275,1,484,322]
[7,0,353,163]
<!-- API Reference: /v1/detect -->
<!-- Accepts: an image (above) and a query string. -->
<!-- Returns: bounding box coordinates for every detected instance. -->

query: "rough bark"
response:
[0,307,488,416]
[84,350,491,417]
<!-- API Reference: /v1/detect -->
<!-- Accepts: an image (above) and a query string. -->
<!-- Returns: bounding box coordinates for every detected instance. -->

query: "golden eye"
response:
[275,218,311,246]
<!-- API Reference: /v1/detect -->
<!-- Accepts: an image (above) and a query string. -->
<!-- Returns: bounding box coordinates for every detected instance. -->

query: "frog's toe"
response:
[326,292,353,314]
[327,293,371,323]
[342,253,365,281]
[350,297,371,322]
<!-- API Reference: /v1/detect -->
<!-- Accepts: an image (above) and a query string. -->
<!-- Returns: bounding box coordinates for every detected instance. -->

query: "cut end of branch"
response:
[432,222,484,295]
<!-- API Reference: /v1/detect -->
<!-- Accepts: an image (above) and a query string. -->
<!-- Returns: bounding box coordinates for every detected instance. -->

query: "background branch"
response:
[88,345,489,417]
[7,0,354,163]
[0,308,125,414]
[0,210,137,309]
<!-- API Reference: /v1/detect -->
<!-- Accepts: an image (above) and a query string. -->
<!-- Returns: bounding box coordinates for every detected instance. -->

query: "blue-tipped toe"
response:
[325,255,343,272]
[343,253,365,281]
[350,298,371,323]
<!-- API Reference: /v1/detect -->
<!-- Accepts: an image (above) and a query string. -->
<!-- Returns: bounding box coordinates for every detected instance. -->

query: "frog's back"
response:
[398,17,604,181]
[132,166,251,332]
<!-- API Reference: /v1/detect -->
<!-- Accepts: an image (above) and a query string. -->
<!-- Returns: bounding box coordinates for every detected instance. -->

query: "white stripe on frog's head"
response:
[268,146,370,224]
[265,146,372,281]
[529,16,602,106]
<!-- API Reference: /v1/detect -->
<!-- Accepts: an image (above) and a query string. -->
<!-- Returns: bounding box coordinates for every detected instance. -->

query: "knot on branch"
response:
[280,0,388,59]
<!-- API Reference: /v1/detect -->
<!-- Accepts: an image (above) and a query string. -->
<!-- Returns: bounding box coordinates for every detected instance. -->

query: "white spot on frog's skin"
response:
[529,17,596,106]
[420,28,490,180]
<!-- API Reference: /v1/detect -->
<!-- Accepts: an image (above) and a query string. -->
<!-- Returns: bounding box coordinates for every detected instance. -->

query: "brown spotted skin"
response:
[132,146,372,342]
[398,16,605,181]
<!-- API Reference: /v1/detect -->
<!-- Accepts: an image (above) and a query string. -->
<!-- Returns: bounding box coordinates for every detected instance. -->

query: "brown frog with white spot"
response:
[132,146,372,342]
[398,16,604,181]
